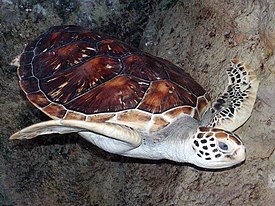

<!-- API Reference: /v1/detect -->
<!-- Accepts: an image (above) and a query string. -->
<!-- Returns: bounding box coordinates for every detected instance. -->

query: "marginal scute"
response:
[194,110,200,120]
[24,39,38,52]
[117,110,151,122]
[197,95,210,118]
[116,110,151,130]
[65,111,86,120]
[76,31,102,42]
[20,51,33,65]
[43,103,67,119]
[36,28,83,54]
[20,77,39,94]
[18,64,32,79]
[164,106,194,119]
[86,114,116,122]
[27,91,50,108]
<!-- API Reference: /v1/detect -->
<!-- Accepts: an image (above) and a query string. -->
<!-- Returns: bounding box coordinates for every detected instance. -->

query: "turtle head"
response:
[186,127,245,169]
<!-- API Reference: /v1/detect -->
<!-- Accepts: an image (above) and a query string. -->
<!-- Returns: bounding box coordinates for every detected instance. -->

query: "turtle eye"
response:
[217,140,234,153]
[218,142,228,151]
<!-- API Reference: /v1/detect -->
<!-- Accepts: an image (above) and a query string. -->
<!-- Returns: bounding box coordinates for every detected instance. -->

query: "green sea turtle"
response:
[10,25,259,169]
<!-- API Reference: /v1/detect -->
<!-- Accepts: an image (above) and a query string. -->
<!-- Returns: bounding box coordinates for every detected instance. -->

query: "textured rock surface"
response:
[0,0,274,205]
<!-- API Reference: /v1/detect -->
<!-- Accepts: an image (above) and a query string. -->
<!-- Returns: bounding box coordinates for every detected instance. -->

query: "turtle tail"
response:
[206,59,259,132]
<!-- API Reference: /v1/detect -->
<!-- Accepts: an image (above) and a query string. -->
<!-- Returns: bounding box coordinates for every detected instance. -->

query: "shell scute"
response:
[123,54,169,81]
[75,30,103,42]
[98,39,136,56]
[138,80,181,113]
[36,31,76,54]
[33,42,97,78]
[167,64,206,97]
[138,80,197,114]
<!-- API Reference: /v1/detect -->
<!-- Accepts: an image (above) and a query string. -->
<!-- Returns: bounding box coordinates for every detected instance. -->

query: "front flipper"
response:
[207,59,259,131]
[10,120,141,147]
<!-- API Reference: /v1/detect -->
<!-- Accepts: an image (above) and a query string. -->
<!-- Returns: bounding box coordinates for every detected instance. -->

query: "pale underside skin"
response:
[10,59,258,169]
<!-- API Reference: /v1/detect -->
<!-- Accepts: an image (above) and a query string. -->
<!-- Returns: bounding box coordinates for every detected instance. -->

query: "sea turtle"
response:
[10,25,259,169]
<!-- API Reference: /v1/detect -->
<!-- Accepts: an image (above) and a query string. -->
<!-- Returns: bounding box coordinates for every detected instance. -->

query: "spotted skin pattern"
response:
[207,59,259,131]
[192,127,243,162]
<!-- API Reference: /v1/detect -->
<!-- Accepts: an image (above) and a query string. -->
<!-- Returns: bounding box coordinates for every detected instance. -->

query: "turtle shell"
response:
[18,25,210,132]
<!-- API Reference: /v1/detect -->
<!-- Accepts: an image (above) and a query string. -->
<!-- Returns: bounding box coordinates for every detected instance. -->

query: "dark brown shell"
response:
[18,25,210,132]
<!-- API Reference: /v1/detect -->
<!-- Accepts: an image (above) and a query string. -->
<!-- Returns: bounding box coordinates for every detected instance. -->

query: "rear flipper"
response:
[205,59,259,132]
